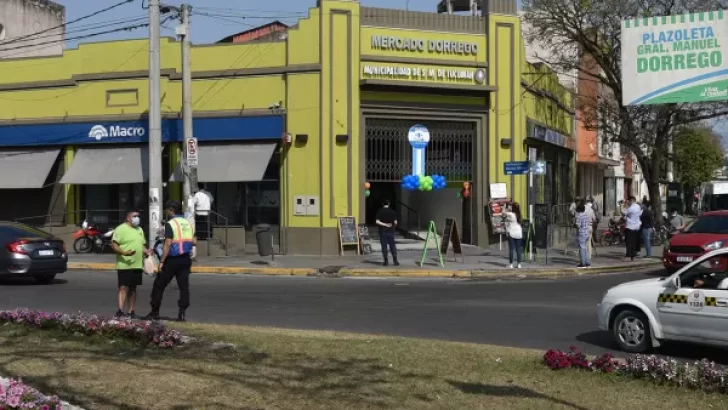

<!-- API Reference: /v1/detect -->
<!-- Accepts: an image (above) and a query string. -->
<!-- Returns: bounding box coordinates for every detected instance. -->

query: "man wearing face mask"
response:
[111,209,151,318]
[146,200,196,322]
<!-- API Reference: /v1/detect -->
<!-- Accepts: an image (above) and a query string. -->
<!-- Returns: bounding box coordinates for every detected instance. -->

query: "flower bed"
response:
[544,346,728,393]
[0,309,189,348]
[0,377,64,409]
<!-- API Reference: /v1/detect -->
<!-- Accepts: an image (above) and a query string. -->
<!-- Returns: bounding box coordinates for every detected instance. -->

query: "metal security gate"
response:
[365,118,475,182]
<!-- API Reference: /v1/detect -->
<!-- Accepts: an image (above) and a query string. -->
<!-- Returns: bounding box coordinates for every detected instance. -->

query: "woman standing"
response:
[504,202,524,269]
[640,201,654,258]
[575,200,592,268]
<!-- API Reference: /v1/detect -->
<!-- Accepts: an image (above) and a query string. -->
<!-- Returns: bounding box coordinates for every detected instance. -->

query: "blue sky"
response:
[60,0,434,46]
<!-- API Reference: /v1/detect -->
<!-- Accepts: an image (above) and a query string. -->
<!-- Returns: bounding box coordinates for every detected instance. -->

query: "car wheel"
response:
[612,309,651,354]
[34,274,56,285]
[73,237,92,253]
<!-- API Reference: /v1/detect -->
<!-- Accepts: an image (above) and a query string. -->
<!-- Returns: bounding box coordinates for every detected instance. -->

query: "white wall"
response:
[0,0,64,59]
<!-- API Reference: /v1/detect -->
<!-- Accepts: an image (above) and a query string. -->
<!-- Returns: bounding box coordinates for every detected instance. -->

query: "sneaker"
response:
[508,264,514,269]
[517,263,522,269]
[114,310,124,318]
[177,309,186,322]
[577,264,586,268]
[128,312,141,320]
[383,261,389,267]
[586,264,592,268]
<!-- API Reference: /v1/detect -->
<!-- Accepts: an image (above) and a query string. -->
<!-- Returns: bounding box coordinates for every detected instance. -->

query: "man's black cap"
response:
[165,200,182,210]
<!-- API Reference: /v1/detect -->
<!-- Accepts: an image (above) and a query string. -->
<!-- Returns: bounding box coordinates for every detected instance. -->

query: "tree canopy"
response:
[521,0,728,214]
[673,127,725,187]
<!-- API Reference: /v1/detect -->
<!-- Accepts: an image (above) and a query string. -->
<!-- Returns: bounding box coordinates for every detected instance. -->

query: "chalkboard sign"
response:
[338,216,360,255]
[440,217,463,261]
[358,224,372,255]
[534,204,549,249]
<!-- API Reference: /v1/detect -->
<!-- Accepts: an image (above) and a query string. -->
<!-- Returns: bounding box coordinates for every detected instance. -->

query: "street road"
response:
[0,270,725,362]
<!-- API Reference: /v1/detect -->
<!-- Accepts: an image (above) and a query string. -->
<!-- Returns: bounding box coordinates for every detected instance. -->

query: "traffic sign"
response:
[186,137,198,167]
[504,161,530,175]
[531,160,547,175]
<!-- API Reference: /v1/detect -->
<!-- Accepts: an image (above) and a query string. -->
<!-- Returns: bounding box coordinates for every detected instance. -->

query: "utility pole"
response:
[179,4,198,209]
[148,0,163,246]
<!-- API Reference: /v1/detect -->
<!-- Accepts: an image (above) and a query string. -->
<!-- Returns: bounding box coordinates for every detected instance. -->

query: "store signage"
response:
[362,65,486,83]
[527,122,575,150]
[88,124,145,141]
[371,35,479,56]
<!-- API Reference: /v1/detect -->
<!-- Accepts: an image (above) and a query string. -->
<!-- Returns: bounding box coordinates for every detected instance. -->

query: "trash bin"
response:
[255,224,274,257]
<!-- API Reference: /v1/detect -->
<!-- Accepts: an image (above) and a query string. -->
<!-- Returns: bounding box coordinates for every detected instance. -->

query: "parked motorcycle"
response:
[598,218,625,246]
[72,219,115,253]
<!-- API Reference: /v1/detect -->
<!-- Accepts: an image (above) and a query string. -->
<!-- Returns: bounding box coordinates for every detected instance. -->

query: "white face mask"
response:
[131,216,141,227]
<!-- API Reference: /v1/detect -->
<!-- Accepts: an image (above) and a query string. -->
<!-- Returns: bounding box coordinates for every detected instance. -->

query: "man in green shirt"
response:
[111,210,151,318]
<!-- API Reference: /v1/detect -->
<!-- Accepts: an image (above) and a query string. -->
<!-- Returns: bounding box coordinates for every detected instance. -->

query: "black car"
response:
[0,222,67,284]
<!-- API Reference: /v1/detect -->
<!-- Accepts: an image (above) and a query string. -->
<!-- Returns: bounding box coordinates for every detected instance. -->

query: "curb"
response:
[67,260,663,280]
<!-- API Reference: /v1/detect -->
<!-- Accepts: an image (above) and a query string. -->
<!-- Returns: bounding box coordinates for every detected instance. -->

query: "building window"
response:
[206,151,280,229]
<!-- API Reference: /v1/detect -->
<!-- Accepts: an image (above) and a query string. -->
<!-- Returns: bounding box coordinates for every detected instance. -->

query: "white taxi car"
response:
[598,247,728,353]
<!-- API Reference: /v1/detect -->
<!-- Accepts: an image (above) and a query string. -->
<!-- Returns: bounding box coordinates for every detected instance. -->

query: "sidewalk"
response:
[67,244,663,280]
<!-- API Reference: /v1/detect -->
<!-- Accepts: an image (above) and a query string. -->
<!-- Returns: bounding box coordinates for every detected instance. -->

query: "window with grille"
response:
[365,118,475,182]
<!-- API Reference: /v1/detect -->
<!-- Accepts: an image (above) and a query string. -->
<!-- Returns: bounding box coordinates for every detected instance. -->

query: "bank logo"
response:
[89,125,109,141]
[88,124,146,141]
[700,86,728,99]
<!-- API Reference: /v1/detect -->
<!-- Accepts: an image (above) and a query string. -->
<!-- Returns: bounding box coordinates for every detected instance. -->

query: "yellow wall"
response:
[521,61,574,137]
[0,39,287,120]
[488,14,526,206]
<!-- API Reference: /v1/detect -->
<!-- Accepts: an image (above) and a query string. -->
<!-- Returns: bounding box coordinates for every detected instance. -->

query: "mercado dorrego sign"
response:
[621,11,728,105]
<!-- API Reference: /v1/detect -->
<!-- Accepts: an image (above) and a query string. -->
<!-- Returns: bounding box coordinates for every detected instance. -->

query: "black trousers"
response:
[195,214,209,240]
[150,256,191,312]
[380,231,397,261]
[625,228,639,258]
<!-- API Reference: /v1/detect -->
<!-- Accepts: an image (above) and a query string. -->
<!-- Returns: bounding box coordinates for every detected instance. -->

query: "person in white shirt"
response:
[623,196,642,261]
[193,185,213,240]
[584,200,597,256]
[503,202,524,269]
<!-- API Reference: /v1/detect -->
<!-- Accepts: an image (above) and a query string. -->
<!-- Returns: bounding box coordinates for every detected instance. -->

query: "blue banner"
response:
[0,115,284,147]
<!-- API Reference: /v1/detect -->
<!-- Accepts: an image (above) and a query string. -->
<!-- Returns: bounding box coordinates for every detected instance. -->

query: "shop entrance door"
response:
[364,117,477,244]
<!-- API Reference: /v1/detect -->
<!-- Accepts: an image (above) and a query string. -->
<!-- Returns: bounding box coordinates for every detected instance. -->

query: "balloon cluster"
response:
[401,174,447,191]
[364,182,371,197]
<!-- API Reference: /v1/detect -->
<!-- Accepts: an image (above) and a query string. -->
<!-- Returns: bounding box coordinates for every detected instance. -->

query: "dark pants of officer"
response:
[150,255,191,312]
[380,231,397,262]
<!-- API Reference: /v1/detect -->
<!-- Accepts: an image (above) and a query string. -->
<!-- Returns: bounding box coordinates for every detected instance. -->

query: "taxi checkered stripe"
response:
[657,294,719,306]
[658,294,687,304]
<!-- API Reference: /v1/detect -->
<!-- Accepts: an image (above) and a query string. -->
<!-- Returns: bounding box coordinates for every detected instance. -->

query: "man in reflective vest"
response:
[146,200,196,321]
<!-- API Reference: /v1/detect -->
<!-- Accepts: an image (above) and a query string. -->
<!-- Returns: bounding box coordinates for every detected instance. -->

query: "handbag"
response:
[508,222,523,240]
[143,255,158,275]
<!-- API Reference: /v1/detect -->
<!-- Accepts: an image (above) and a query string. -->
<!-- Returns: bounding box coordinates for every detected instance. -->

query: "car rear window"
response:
[0,224,51,241]
[685,215,728,234]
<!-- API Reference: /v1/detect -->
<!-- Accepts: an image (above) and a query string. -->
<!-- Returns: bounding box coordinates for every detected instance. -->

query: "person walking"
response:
[376,199,399,266]
[640,201,655,258]
[504,202,524,269]
[575,201,592,268]
[145,200,196,322]
[588,196,601,244]
[111,209,151,318]
[623,196,642,261]
[584,198,597,256]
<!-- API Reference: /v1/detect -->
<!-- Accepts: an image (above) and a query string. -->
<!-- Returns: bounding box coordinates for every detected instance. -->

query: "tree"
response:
[673,127,724,187]
[521,0,728,219]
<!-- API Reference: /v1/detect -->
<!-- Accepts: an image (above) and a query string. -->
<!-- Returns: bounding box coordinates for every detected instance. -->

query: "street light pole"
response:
[179,3,197,208]
[148,0,163,246]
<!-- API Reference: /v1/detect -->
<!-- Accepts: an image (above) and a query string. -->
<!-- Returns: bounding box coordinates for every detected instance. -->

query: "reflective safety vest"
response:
[169,217,195,256]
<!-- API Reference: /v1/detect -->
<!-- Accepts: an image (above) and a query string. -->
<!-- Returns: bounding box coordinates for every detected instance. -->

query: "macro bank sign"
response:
[88,124,146,141]
[622,11,728,105]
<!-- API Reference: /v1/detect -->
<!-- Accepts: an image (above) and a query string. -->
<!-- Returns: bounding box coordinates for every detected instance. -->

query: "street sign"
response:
[186,137,198,167]
[531,160,547,175]
[504,161,530,175]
